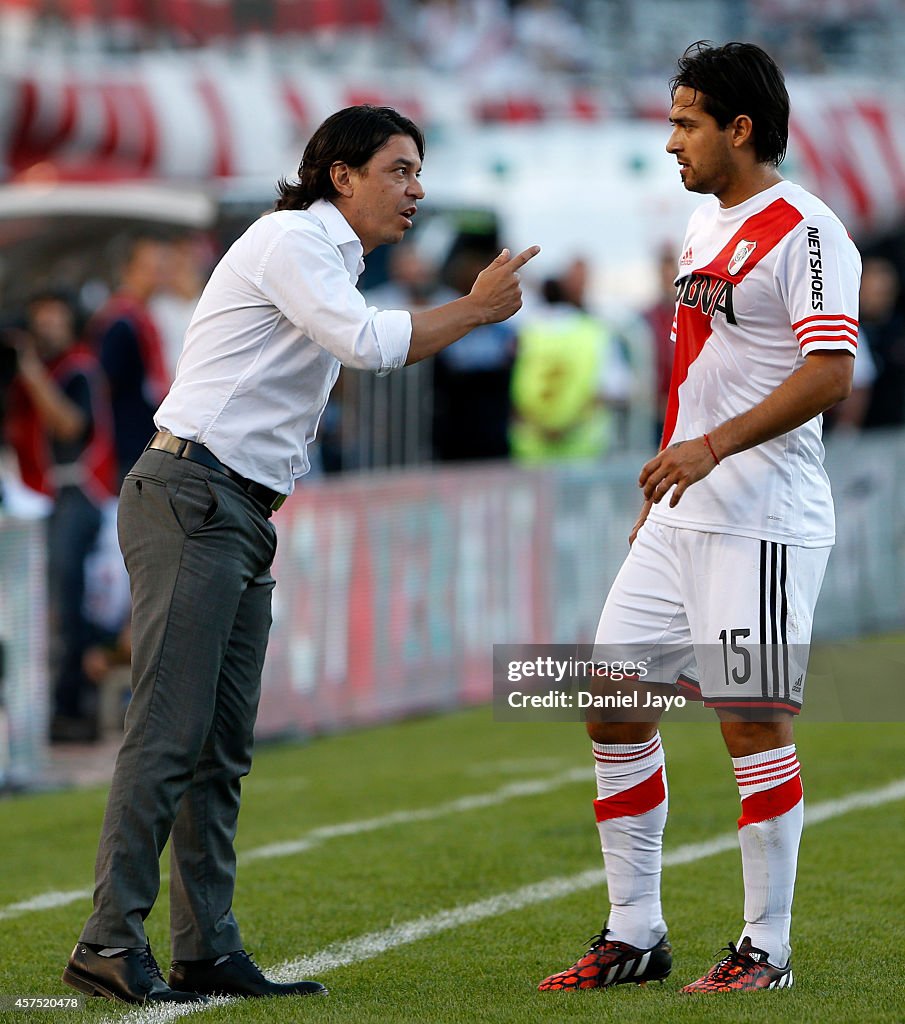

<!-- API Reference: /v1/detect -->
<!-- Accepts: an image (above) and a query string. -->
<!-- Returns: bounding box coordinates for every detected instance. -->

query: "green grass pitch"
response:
[0,708,903,1024]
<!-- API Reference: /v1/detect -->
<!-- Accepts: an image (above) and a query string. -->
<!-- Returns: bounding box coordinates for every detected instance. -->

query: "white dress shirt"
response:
[156,199,412,493]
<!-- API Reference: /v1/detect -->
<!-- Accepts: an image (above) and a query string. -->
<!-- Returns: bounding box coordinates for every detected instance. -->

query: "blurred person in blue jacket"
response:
[433,236,519,460]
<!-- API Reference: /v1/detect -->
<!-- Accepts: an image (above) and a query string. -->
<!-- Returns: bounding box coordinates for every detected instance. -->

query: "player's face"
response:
[340,134,425,254]
[666,86,737,200]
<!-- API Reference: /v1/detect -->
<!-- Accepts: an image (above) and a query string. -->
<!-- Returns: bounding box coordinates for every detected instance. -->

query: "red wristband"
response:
[702,433,720,465]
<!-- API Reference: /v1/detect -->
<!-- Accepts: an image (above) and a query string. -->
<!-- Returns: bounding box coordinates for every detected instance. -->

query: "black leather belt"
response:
[146,431,286,511]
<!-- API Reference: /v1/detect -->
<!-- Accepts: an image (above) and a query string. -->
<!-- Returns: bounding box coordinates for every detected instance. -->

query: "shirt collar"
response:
[308,198,365,278]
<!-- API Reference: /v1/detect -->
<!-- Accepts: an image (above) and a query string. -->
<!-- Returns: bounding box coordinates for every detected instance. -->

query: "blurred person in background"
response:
[150,235,210,378]
[0,326,54,519]
[823,324,876,432]
[510,0,594,76]
[643,244,681,444]
[403,0,511,72]
[510,259,631,463]
[4,290,117,743]
[433,235,519,461]
[365,242,458,312]
[360,244,459,470]
[538,41,861,996]
[328,244,456,472]
[93,236,170,484]
[0,330,20,508]
[62,104,538,1006]
[859,255,905,429]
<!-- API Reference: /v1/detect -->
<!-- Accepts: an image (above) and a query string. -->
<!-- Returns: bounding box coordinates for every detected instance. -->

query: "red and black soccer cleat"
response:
[681,937,793,992]
[538,930,672,991]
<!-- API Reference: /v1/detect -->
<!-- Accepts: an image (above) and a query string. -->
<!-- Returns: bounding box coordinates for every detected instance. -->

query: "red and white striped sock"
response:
[592,733,668,949]
[732,744,803,967]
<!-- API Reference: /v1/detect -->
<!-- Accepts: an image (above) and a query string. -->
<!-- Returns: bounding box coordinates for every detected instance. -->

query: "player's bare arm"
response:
[640,350,854,507]
[405,245,540,365]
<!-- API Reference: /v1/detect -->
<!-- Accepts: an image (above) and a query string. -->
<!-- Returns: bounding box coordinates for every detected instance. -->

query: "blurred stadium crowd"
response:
[1,0,905,752]
[3,0,905,81]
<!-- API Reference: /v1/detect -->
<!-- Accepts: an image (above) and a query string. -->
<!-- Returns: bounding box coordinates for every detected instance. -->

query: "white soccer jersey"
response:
[649,180,861,546]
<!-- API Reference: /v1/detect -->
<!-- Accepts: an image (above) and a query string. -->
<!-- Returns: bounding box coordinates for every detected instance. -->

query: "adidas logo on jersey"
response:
[728,239,757,275]
[680,246,694,266]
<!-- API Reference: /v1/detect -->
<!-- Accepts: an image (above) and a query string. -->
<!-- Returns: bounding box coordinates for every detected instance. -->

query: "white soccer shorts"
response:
[595,520,831,713]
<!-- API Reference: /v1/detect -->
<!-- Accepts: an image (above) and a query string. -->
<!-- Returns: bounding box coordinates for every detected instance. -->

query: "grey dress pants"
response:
[81,447,277,959]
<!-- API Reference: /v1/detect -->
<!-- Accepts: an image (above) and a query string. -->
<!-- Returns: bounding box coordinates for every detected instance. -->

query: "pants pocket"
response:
[166,475,220,537]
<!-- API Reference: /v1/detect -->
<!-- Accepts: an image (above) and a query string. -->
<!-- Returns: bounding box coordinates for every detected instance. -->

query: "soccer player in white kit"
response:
[538,42,861,994]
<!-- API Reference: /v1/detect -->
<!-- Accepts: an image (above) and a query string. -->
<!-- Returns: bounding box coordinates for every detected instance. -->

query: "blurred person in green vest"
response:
[510,259,631,462]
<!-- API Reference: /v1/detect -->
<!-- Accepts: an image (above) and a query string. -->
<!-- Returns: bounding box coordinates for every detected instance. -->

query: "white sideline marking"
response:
[95,776,905,1024]
[0,888,95,921]
[465,757,570,777]
[0,768,589,922]
[241,767,590,862]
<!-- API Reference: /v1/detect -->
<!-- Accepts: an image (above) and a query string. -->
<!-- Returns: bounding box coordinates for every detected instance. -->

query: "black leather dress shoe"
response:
[169,949,328,997]
[63,942,209,1004]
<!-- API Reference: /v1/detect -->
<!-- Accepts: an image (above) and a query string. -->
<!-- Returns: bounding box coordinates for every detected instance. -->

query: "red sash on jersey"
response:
[661,198,804,449]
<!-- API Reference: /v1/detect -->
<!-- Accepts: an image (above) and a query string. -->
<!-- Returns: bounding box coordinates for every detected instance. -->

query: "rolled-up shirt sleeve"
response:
[366,306,412,374]
[256,223,411,373]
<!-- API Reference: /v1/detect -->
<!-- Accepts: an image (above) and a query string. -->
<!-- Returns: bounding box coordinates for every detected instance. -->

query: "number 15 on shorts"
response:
[719,628,752,685]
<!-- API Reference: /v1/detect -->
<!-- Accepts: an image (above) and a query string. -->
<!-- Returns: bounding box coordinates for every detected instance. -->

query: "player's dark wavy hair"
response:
[670,41,789,166]
[274,105,425,211]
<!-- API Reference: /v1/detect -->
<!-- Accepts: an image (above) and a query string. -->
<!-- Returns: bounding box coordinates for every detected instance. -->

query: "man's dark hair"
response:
[26,286,79,310]
[275,105,425,211]
[670,41,789,166]
[26,287,85,334]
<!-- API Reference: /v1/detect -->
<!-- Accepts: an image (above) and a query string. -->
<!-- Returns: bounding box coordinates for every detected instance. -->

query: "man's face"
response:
[125,240,167,300]
[340,134,425,254]
[28,299,75,359]
[666,85,736,198]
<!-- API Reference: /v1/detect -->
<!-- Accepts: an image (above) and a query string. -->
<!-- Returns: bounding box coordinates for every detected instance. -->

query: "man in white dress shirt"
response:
[63,105,539,1005]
